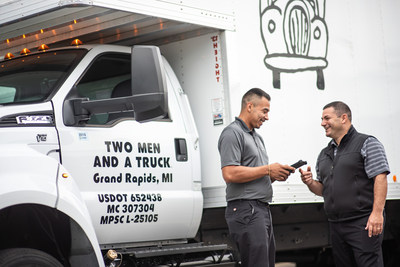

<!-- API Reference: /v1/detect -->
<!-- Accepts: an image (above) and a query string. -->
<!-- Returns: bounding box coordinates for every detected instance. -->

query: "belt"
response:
[228,199,269,206]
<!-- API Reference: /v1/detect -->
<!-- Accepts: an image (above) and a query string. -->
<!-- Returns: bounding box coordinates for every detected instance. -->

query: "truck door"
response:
[56,50,202,245]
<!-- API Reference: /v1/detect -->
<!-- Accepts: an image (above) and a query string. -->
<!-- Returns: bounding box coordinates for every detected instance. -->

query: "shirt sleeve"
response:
[361,137,390,178]
[218,127,242,168]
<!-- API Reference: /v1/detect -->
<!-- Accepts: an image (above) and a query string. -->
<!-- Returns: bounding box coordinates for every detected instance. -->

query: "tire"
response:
[0,248,63,267]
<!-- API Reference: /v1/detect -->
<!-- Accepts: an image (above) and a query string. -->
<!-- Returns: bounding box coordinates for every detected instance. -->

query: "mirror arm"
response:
[80,92,164,114]
[66,92,164,126]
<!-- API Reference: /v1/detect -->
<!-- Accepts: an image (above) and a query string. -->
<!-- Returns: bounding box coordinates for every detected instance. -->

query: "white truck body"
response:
[0,0,399,266]
[161,0,400,206]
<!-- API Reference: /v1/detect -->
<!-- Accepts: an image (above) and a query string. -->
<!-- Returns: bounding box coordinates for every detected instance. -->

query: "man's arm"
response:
[222,165,268,183]
[222,163,294,184]
[365,173,388,237]
[362,137,390,237]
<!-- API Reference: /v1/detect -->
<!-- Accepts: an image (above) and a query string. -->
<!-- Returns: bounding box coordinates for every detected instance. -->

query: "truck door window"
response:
[75,53,132,125]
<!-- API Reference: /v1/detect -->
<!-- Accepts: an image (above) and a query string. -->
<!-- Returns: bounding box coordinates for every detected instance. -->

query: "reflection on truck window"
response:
[0,86,16,103]
[76,53,133,125]
[0,50,86,104]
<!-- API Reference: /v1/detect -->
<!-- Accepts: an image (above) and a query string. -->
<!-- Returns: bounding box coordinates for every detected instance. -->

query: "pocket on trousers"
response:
[361,229,382,253]
[225,202,254,226]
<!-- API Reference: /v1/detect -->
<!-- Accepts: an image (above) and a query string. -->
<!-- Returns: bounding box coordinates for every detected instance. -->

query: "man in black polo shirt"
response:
[300,101,390,267]
[218,88,294,267]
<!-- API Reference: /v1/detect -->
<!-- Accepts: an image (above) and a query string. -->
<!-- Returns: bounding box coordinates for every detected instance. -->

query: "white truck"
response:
[0,0,399,266]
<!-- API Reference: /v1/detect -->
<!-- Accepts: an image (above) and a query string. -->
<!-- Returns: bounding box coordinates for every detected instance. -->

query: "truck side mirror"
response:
[131,46,168,122]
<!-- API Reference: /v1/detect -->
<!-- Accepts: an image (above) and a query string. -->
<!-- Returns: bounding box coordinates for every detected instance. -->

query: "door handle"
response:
[174,138,188,162]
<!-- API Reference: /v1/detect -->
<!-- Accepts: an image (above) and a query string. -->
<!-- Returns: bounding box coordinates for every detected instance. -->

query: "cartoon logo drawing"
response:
[260,0,328,89]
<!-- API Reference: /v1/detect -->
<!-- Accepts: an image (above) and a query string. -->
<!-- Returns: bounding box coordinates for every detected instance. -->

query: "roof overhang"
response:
[0,0,235,56]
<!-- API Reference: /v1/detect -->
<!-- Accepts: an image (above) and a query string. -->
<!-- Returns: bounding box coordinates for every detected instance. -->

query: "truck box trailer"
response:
[0,0,399,266]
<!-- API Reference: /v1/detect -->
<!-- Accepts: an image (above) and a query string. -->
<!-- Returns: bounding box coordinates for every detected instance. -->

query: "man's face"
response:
[249,97,270,129]
[321,107,344,139]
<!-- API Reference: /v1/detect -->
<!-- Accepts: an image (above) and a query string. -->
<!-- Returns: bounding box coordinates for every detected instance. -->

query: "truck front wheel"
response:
[0,248,63,267]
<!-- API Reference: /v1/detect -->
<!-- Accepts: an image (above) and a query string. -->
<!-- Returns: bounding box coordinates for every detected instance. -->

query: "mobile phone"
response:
[291,160,307,169]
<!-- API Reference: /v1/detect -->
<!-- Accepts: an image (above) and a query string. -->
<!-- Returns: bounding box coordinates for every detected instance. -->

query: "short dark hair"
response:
[241,88,271,109]
[323,101,352,122]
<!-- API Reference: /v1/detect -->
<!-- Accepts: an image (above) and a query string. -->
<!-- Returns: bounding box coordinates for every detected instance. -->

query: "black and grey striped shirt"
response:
[317,137,390,181]
[361,137,390,178]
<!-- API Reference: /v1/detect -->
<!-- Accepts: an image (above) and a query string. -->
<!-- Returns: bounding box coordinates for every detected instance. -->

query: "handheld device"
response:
[291,160,307,169]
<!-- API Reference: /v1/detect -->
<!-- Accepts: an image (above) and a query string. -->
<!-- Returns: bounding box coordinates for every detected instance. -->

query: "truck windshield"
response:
[0,49,87,104]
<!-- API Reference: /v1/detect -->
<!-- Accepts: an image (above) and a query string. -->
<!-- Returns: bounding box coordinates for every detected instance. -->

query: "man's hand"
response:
[365,211,384,237]
[269,163,295,182]
[299,166,313,185]
[299,166,323,196]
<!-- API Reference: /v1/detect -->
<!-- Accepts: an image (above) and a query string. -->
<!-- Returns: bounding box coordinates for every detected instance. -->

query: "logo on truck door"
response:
[260,0,328,89]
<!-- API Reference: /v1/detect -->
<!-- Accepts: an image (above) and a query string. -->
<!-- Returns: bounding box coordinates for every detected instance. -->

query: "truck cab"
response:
[0,44,203,266]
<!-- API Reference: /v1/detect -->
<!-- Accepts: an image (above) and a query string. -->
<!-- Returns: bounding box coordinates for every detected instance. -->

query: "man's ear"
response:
[247,102,253,112]
[341,113,348,123]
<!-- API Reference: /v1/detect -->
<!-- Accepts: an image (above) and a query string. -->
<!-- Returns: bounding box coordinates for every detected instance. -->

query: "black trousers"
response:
[329,214,384,267]
[225,199,275,267]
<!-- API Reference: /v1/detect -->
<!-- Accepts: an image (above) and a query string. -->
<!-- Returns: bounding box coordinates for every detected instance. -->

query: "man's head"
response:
[321,101,352,143]
[240,88,271,130]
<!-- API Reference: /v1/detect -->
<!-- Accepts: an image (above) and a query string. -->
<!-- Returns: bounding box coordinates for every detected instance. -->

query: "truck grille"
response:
[0,115,18,126]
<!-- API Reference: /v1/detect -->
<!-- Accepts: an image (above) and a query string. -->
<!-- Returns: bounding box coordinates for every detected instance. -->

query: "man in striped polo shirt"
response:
[299,101,390,267]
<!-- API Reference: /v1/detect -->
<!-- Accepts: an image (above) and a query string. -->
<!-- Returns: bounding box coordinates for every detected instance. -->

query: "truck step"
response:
[123,243,228,258]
